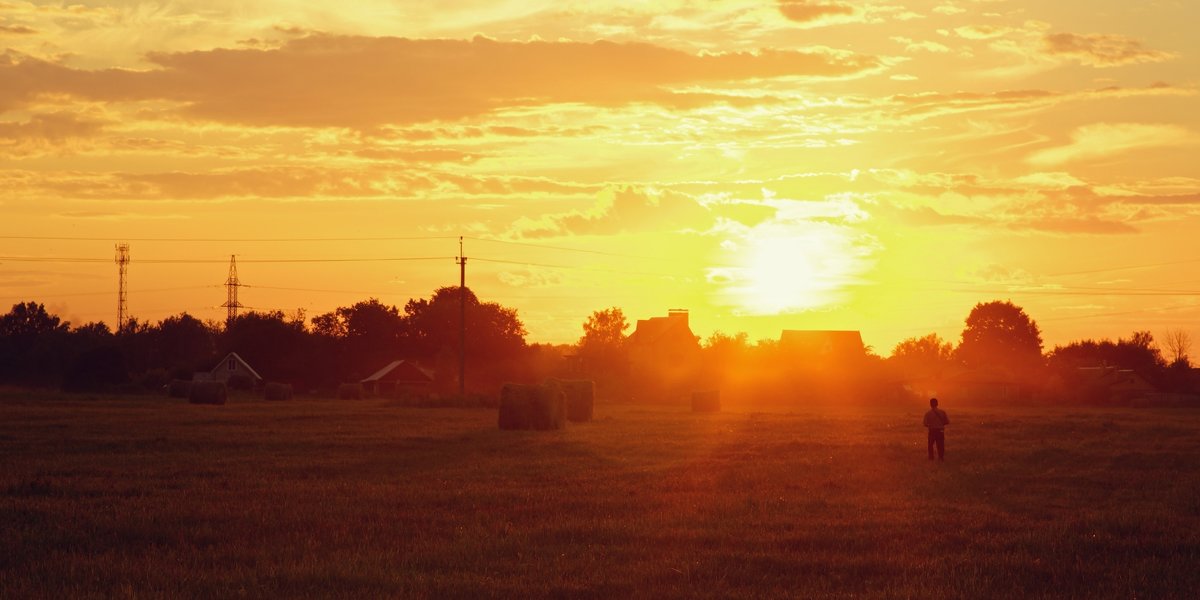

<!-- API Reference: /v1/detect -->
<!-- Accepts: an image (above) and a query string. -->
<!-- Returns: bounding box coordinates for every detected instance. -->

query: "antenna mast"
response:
[115,243,129,332]
[221,254,243,323]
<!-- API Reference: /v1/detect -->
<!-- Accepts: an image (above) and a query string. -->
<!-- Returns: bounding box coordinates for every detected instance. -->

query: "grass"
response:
[2,389,1199,598]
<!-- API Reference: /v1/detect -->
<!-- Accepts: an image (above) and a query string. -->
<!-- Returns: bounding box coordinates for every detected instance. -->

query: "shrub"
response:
[263,382,293,401]
[189,381,227,405]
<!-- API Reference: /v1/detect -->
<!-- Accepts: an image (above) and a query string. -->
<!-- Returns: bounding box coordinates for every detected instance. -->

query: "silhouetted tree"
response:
[403,287,527,361]
[577,307,629,376]
[957,300,1043,374]
[889,333,956,380]
[1160,328,1192,368]
[1047,331,1166,376]
[220,311,309,385]
[0,301,72,385]
[153,313,216,377]
[311,298,406,378]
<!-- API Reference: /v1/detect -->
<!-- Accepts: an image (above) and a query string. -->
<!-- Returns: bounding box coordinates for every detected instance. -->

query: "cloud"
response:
[1043,32,1176,67]
[1027,123,1192,166]
[0,112,105,141]
[0,24,37,35]
[509,186,715,238]
[953,25,1013,40]
[777,1,857,25]
[887,83,1191,120]
[0,35,881,128]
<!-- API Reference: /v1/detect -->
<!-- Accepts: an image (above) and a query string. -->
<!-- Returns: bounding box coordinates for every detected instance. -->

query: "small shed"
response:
[361,360,434,396]
[210,352,263,386]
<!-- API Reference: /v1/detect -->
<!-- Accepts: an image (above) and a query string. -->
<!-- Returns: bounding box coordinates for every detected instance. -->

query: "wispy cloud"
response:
[1028,123,1192,166]
[1043,32,1177,67]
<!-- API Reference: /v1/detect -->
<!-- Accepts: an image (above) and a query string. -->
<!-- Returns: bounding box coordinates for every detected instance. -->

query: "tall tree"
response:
[577,307,629,374]
[1160,328,1192,367]
[957,300,1043,374]
[889,333,956,379]
[402,287,527,361]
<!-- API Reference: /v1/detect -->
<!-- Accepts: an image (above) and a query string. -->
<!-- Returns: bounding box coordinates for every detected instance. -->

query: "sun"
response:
[726,225,871,315]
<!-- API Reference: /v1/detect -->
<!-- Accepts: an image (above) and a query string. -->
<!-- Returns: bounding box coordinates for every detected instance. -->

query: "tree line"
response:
[1,294,1194,403]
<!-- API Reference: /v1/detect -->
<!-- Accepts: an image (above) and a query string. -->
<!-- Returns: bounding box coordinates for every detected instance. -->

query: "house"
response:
[627,309,700,364]
[1076,366,1159,403]
[208,352,263,387]
[361,360,434,397]
[626,309,701,398]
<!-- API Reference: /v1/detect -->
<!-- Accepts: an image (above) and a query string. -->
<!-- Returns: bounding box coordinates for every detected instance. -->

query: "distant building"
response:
[626,309,701,399]
[361,360,434,397]
[207,352,263,386]
[1076,366,1159,403]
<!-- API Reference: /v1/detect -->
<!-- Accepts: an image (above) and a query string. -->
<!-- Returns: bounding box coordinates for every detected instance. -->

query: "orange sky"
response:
[1,0,1197,354]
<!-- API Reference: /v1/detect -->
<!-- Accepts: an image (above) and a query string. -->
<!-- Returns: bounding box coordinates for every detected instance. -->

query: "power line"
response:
[463,235,669,260]
[0,234,459,243]
[473,256,683,279]
[0,255,454,264]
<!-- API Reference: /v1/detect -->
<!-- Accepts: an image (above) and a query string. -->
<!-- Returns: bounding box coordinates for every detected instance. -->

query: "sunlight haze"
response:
[1,0,1197,352]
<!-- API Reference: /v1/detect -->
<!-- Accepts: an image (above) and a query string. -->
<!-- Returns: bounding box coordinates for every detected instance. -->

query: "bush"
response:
[189,381,227,405]
[338,383,363,400]
[264,382,293,401]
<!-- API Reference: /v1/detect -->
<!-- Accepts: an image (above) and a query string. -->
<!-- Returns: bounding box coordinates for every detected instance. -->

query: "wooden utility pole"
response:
[456,237,467,396]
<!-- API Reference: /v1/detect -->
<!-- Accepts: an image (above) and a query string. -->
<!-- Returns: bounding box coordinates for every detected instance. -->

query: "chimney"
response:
[667,308,688,327]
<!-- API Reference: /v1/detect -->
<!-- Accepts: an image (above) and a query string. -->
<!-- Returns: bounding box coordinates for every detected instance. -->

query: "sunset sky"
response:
[1,0,1197,353]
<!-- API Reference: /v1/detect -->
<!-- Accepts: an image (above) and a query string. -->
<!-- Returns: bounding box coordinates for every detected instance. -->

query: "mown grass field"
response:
[2,390,1199,599]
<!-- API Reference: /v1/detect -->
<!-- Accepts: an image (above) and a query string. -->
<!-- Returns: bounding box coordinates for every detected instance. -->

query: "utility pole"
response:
[456,237,467,396]
[221,255,243,324]
[114,243,129,333]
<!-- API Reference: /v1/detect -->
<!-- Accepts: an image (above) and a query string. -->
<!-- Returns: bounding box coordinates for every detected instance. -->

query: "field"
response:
[2,391,1199,599]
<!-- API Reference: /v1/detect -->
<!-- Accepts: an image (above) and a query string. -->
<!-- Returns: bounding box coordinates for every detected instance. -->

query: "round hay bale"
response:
[499,383,535,430]
[558,379,595,423]
[264,382,293,401]
[691,389,720,413]
[532,383,566,430]
[337,383,364,400]
[499,383,565,430]
[167,379,192,399]
[189,381,227,405]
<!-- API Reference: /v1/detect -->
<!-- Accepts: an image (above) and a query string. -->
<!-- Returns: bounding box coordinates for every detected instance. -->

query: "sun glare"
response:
[729,227,869,315]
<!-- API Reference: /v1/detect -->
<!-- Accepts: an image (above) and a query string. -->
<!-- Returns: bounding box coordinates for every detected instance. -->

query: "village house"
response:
[360,359,435,397]
[626,309,701,398]
[197,352,263,388]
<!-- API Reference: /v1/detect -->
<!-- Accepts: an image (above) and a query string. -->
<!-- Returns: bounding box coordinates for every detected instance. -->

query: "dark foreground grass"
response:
[2,391,1199,599]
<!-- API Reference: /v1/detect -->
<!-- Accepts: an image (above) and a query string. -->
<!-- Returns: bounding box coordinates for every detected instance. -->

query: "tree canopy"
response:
[957,300,1043,374]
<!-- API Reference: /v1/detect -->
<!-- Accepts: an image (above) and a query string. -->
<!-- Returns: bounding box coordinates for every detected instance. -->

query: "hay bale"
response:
[167,379,192,399]
[337,383,363,400]
[548,378,594,422]
[499,383,565,430]
[692,389,720,413]
[264,382,293,401]
[189,381,227,405]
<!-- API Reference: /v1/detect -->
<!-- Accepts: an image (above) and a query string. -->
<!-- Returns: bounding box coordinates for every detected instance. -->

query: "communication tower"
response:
[115,243,129,332]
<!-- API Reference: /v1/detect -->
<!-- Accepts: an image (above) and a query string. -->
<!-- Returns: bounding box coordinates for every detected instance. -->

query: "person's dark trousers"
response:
[928,429,945,460]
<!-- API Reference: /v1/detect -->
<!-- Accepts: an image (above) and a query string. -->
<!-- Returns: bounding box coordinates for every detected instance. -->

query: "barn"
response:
[208,352,263,387]
[361,360,435,397]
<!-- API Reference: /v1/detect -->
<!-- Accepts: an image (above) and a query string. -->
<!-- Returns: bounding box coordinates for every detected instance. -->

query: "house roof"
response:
[627,312,696,347]
[361,359,434,384]
[211,351,263,381]
[779,330,865,357]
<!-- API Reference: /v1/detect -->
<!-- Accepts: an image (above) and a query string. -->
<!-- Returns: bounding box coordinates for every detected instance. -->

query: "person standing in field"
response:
[923,397,949,461]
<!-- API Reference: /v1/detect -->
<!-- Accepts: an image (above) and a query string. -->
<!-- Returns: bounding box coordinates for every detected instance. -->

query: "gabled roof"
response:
[211,351,263,381]
[361,359,434,384]
[628,312,696,347]
[779,330,865,357]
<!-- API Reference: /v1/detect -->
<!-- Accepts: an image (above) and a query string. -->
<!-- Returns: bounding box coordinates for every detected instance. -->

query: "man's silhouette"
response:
[923,397,949,461]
